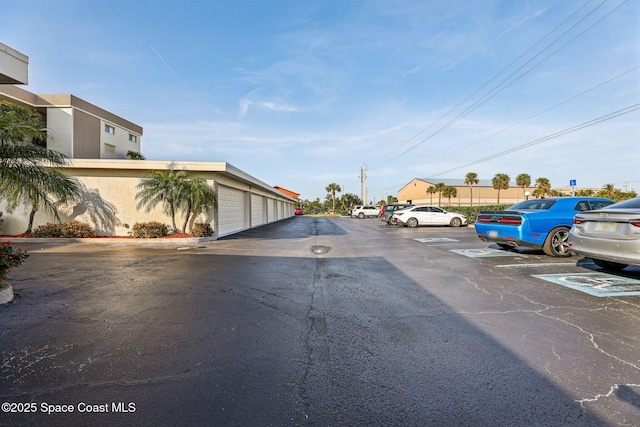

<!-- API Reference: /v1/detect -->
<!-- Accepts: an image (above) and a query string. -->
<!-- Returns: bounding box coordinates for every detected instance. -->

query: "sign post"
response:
[570,179,577,196]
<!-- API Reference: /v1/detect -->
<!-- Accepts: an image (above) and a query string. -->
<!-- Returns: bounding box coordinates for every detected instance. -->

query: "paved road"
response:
[1,216,639,426]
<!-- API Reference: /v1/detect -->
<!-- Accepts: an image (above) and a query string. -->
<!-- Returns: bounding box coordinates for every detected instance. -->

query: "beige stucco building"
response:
[1,160,296,238]
[398,178,535,206]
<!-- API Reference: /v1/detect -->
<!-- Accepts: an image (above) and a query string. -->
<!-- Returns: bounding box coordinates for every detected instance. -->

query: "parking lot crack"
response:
[576,383,640,408]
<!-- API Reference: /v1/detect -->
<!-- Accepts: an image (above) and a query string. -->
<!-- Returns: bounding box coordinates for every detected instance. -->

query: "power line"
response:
[367,0,598,166]
[431,103,640,176]
[370,0,628,169]
[428,66,640,163]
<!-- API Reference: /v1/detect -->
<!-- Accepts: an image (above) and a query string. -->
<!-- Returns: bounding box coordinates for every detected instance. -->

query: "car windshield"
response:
[603,197,640,210]
[508,200,557,210]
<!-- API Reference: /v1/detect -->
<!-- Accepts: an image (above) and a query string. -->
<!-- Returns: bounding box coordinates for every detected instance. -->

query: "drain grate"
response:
[311,245,331,254]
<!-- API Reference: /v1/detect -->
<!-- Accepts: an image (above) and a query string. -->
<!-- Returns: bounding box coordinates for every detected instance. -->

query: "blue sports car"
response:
[475,197,615,257]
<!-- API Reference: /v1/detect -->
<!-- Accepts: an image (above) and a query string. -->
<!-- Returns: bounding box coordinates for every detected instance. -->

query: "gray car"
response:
[569,197,640,270]
[379,203,414,224]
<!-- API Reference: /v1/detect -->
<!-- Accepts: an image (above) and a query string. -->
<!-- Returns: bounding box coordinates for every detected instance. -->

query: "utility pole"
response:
[359,163,367,204]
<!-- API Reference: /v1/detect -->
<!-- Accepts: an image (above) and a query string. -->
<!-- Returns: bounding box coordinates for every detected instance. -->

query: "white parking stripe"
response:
[497,263,576,268]
[450,248,524,258]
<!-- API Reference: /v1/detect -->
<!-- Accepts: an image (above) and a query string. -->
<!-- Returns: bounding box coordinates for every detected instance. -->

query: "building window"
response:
[104,143,116,153]
[129,134,137,143]
[105,124,115,134]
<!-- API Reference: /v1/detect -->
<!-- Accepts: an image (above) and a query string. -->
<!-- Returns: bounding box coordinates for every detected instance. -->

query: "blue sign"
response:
[570,179,577,186]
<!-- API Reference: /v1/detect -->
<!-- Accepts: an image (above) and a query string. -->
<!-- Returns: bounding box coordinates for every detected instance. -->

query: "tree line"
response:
[298,173,637,215]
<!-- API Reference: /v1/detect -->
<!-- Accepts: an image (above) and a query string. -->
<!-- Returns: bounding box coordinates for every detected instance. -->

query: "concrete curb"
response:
[0,236,217,246]
[0,281,14,304]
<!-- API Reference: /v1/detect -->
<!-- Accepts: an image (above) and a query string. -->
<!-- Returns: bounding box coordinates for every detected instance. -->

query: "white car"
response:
[351,205,380,219]
[391,205,468,228]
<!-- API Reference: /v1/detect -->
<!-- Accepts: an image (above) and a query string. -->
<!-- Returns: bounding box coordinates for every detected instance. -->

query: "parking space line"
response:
[450,248,525,258]
[497,263,576,268]
[414,238,459,243]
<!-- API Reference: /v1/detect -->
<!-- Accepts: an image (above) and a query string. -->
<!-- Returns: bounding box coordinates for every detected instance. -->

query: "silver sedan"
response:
[569,197,640,270]
[391,205,468,228]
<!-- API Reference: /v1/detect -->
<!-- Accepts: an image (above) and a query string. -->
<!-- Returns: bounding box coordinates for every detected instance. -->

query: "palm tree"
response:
[179,178,217,233]
[1,168,80,233]
[341,193,361,213]
[464,172,479,207]
[0,104,80,233]
[599,183,616,200]
[534,177,552,198]
[515,173,531,201]
[136,162,186,232]
[492,173,510,204]
[442,186,457,206]
[426,186,437,204]
[325,183,341,215]
[434,182,445,206]
[127,150,146,160]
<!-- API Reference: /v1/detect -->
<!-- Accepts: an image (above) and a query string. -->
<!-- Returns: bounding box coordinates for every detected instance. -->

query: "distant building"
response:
[398,178,534,206]
[1,42,142,161]
[0,85,143,160]
[274,186,300,199]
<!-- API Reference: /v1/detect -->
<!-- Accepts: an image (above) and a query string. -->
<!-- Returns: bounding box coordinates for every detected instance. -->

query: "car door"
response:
[429,207,448,225]
[411,206,433,224]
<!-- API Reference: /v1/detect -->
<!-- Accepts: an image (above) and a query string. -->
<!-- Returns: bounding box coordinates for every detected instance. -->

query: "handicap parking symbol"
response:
[533,273,640,297]
[414,238,459,243]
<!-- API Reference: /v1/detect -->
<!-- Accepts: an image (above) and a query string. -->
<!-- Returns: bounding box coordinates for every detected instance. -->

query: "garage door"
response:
[217,185,247,236]
[277,201,284,220]
[251,194,266,227]
[268,199,276,223]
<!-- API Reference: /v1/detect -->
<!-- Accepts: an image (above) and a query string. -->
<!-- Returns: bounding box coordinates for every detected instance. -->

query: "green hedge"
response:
[444,205,511,224]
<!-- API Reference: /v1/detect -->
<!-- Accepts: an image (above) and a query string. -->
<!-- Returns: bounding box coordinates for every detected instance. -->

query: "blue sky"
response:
[3,0,639,202]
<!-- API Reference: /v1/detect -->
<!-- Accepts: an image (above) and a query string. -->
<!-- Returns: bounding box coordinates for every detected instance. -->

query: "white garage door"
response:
[268,199,276,223]
[217,185,247,236]
[251,194,266,227]
[277,201,284,220]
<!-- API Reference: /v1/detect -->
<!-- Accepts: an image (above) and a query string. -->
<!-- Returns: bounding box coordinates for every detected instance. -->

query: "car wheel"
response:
[449,217,462,227]
[406,217,418,228]
[542,227,571,257]
[358,212,365,219]
[593,259,628,271]
[388,217,398,225]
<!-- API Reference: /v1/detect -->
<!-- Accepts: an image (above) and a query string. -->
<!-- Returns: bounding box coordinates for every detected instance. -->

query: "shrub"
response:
[33,221,95,238]
[61,221,95,238]
[190,222,214,237]
[445,205,511,224]
[130,221,169,238]
[0,242,29,280]
[33,223,63,237]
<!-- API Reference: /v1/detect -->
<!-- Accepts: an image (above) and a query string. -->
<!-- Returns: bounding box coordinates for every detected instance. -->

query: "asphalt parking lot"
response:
[1,215,639,426]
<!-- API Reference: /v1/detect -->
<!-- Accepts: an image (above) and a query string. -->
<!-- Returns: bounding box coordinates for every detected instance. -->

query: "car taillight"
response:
[476,216,491,223]
[573,218,585,224]
[632,221,640,228]
[396,212,404,216]
[499,217,522,225]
